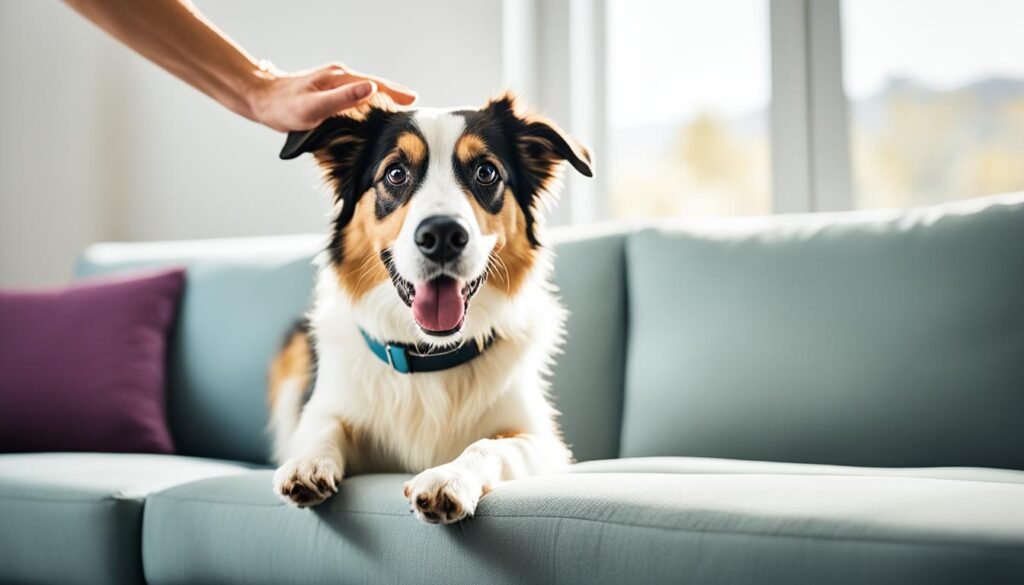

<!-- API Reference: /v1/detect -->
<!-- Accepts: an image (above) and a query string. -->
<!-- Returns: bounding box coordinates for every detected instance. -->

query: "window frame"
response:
[771,0,853,213]
[503,0,854,223]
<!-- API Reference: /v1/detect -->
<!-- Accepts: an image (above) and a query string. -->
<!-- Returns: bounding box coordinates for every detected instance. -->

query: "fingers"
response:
[309,65,417,105]
[308,67,353,91]
[280,64,417,130]
[367,76,418,105]
[380,84,418,105]
[304,80,377,123]
[350,70,418,105]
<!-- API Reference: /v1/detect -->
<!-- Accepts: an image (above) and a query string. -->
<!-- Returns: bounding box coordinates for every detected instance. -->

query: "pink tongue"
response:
[412,277,465,332]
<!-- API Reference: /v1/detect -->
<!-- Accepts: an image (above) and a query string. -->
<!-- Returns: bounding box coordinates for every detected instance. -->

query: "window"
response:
[531,0,1020,222]
[843,0,1024,209]
[605,0,772,219]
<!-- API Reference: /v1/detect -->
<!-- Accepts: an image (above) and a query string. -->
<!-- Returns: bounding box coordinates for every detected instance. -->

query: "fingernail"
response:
[353,81,375,99]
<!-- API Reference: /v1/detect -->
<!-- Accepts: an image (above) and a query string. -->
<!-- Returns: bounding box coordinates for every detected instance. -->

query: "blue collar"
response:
[359,329,496,374]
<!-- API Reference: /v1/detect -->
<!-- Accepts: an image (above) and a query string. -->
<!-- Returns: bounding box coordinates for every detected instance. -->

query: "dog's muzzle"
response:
[381,215,486,337]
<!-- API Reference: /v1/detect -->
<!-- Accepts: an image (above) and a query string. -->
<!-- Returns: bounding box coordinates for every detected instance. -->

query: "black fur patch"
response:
[367,134,428,222]
[451,146,506,215]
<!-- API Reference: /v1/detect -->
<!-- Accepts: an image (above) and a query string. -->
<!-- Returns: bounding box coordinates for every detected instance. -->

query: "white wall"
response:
[0,0,505,286]
[0,2,109,287]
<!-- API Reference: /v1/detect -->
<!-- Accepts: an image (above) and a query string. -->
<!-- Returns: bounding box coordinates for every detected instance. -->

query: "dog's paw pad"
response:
[273,457,342,508]
[405,466,482,525]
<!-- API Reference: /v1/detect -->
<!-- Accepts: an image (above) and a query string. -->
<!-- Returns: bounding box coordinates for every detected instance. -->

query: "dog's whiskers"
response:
[350,254,384,290]
[489,251,511,293]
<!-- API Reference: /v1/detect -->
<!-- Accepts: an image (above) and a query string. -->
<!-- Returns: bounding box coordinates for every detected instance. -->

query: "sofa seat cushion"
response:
[572,456,1024,483]
[0,453,252,585]
[142,461,1024,585]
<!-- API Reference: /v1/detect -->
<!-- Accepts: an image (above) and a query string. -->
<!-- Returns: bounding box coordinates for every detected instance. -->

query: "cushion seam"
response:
[0,492,142,504]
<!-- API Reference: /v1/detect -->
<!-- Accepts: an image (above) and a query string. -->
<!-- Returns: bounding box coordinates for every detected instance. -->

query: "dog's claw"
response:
[405,464,482,525]
[273,457,343,508]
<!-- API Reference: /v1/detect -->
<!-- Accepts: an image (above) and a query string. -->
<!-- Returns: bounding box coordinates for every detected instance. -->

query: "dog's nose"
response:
[415,215,469,263]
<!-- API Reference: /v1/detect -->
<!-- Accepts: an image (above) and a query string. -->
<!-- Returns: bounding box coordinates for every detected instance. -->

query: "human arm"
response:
[64,0,417,131]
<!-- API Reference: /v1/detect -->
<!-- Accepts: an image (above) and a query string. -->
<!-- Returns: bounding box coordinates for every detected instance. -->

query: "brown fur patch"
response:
[396,132,427,166]
[468,188,537,296]
[336,188,410,300]
[455,134,487,164]
[268,329,312,407]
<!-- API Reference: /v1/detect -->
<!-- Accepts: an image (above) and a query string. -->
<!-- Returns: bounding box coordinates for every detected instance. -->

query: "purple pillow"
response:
[0,267,185,454]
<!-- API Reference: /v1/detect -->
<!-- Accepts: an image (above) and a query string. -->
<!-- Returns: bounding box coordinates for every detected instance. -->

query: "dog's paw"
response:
[272,457,342,508]
[404,464,483,525]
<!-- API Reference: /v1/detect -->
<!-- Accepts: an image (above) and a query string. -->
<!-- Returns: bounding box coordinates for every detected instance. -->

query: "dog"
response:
[267,92,592,524]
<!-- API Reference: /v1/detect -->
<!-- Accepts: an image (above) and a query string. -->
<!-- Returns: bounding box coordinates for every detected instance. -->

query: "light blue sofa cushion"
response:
[75,229,629,464]
[0,453,250,585]
[548,227,629,461]
[621,194,1024,468]
[142,462,1024,585]
[76,235,322,463]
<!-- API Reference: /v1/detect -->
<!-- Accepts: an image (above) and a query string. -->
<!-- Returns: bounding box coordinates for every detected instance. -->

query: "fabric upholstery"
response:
[621,194,1024,468]
[0,268,184,454]
[548,226,630,461]
[0,453,251,585]
[142,462,1024,585]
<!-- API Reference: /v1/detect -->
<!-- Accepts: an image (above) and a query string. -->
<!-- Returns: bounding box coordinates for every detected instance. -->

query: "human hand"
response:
[249,62,417,132]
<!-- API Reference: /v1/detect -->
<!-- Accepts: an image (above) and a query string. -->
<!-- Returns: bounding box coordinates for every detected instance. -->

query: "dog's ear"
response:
[278,115,375,210]
[280,125,334,160]
[481,93,593,247]
[279,116,367,163]
[485,93,593,186]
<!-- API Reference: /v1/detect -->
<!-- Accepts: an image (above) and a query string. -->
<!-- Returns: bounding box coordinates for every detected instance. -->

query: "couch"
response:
[2,193,1023,584]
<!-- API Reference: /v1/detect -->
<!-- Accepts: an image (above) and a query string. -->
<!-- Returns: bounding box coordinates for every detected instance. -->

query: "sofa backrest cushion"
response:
[76,236,320,463]
[620,194,1024,469]
[75,229,629,464]
[548,228,630,461]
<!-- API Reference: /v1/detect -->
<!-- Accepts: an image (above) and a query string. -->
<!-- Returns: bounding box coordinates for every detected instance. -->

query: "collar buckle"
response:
[384,342,411,374]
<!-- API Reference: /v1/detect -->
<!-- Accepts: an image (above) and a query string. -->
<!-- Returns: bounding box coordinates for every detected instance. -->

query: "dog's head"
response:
[282,93,591,344]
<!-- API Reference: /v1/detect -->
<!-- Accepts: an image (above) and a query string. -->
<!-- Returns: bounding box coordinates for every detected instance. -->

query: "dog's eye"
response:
[475,162,499,186]
[385,164,409,186]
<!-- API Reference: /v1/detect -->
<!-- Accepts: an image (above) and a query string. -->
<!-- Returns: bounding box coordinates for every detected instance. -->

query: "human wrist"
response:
[238,59,280,126]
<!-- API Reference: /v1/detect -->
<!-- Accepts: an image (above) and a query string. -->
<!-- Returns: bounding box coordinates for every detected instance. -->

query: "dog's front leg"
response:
[405,433,569,524]
[272,409,347,508]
